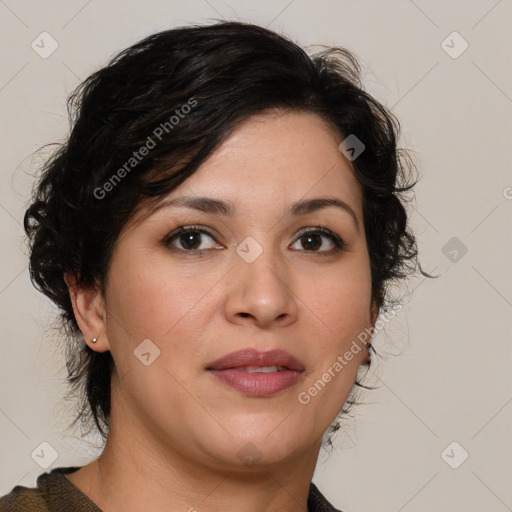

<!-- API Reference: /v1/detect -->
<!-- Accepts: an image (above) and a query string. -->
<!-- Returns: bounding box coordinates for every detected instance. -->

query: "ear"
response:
[64,272,109,352]
[370,299,380,328]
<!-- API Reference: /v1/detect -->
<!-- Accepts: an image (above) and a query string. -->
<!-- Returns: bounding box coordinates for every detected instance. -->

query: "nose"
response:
[223,244,298,329]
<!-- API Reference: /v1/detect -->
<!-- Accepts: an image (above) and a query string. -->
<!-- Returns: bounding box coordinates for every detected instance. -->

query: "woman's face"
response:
[99,110,378,470]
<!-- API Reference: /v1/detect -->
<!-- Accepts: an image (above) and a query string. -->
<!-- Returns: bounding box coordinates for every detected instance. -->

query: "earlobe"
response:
[64,272,109,352]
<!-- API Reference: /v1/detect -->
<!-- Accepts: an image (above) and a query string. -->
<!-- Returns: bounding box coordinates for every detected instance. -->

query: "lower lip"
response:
[207,368,304,397]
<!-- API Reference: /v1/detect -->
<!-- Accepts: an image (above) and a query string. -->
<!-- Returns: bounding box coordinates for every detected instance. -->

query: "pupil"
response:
[303,234,320,250]
[182,232,200,250]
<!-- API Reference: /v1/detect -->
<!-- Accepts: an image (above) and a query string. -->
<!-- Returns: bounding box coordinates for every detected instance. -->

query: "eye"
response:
[163,225,345,255]
[290,227,345,253]
[164,225,221,253]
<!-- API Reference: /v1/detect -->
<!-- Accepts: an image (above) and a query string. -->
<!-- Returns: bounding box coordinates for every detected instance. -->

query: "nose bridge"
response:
[226,234,296,326]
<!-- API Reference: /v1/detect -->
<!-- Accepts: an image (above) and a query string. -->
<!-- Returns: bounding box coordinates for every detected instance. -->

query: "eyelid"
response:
[291,226,345,251]
[163,225,218,250]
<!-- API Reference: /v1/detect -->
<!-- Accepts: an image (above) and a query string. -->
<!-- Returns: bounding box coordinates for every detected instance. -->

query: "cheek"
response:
[303,263,372,343]
[293,268,372,424]
[103,250,221,365]
[297,261,372,401]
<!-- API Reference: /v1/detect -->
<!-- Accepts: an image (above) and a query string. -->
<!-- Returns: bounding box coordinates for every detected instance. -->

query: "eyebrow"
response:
[154,195,360,231]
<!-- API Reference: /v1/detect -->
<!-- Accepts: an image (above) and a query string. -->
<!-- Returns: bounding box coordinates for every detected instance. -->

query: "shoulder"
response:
[308,481,344,512]
[0,480,50,512]
[0,467,85,512]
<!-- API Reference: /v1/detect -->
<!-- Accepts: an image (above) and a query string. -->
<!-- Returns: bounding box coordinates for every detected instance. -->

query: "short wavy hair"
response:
[24,20,430,448]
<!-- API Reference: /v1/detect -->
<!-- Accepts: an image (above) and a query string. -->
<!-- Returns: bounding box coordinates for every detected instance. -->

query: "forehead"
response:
[177,109,362,209]
[127,109,364,233]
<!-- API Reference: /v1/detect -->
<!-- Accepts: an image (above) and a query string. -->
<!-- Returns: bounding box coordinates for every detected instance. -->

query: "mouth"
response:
[206,348,305,397]
[232,365,288,373]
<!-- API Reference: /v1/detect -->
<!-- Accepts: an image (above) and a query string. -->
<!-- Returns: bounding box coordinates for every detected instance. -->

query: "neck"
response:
[68,437,320,512]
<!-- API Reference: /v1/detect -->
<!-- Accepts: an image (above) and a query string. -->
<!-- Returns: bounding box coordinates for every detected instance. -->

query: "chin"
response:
[199,428,311,470]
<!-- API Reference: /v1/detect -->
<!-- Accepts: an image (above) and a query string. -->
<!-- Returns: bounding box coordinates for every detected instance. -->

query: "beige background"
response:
[1,1,511,510]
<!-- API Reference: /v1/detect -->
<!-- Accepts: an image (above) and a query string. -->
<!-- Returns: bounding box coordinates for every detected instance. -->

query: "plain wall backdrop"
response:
[1,1,511,511]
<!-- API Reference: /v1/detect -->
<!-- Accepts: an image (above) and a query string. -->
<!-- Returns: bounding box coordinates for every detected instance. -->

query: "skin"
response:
[65,109,379,512]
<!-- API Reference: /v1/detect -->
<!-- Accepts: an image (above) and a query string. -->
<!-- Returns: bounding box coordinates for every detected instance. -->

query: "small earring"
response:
[91,337,98,343]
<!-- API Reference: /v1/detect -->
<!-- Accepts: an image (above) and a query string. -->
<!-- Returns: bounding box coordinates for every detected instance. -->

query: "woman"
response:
[0,20,428,512]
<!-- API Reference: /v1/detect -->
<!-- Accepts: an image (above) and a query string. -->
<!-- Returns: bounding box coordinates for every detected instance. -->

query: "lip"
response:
[206,348,305,372]
[206,348,305,397]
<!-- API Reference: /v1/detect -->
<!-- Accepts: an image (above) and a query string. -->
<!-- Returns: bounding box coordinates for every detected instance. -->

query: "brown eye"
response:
[164,226,219,253]
[291,227,345,253]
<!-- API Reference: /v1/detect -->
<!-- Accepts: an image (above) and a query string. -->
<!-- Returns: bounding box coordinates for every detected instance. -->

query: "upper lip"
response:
[206,348,305,372]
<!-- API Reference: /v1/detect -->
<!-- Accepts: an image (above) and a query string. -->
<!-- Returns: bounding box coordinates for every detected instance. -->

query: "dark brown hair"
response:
[24,20,431,449]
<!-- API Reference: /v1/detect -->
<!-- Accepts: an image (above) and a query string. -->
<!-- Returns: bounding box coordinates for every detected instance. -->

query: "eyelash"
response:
[163,224,345,255]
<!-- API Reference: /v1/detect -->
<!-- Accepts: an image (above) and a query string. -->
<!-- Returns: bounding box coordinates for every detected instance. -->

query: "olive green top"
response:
[0,466,342,511]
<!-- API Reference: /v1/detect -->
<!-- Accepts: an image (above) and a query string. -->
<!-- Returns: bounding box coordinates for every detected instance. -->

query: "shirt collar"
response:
[38,467,342,512]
